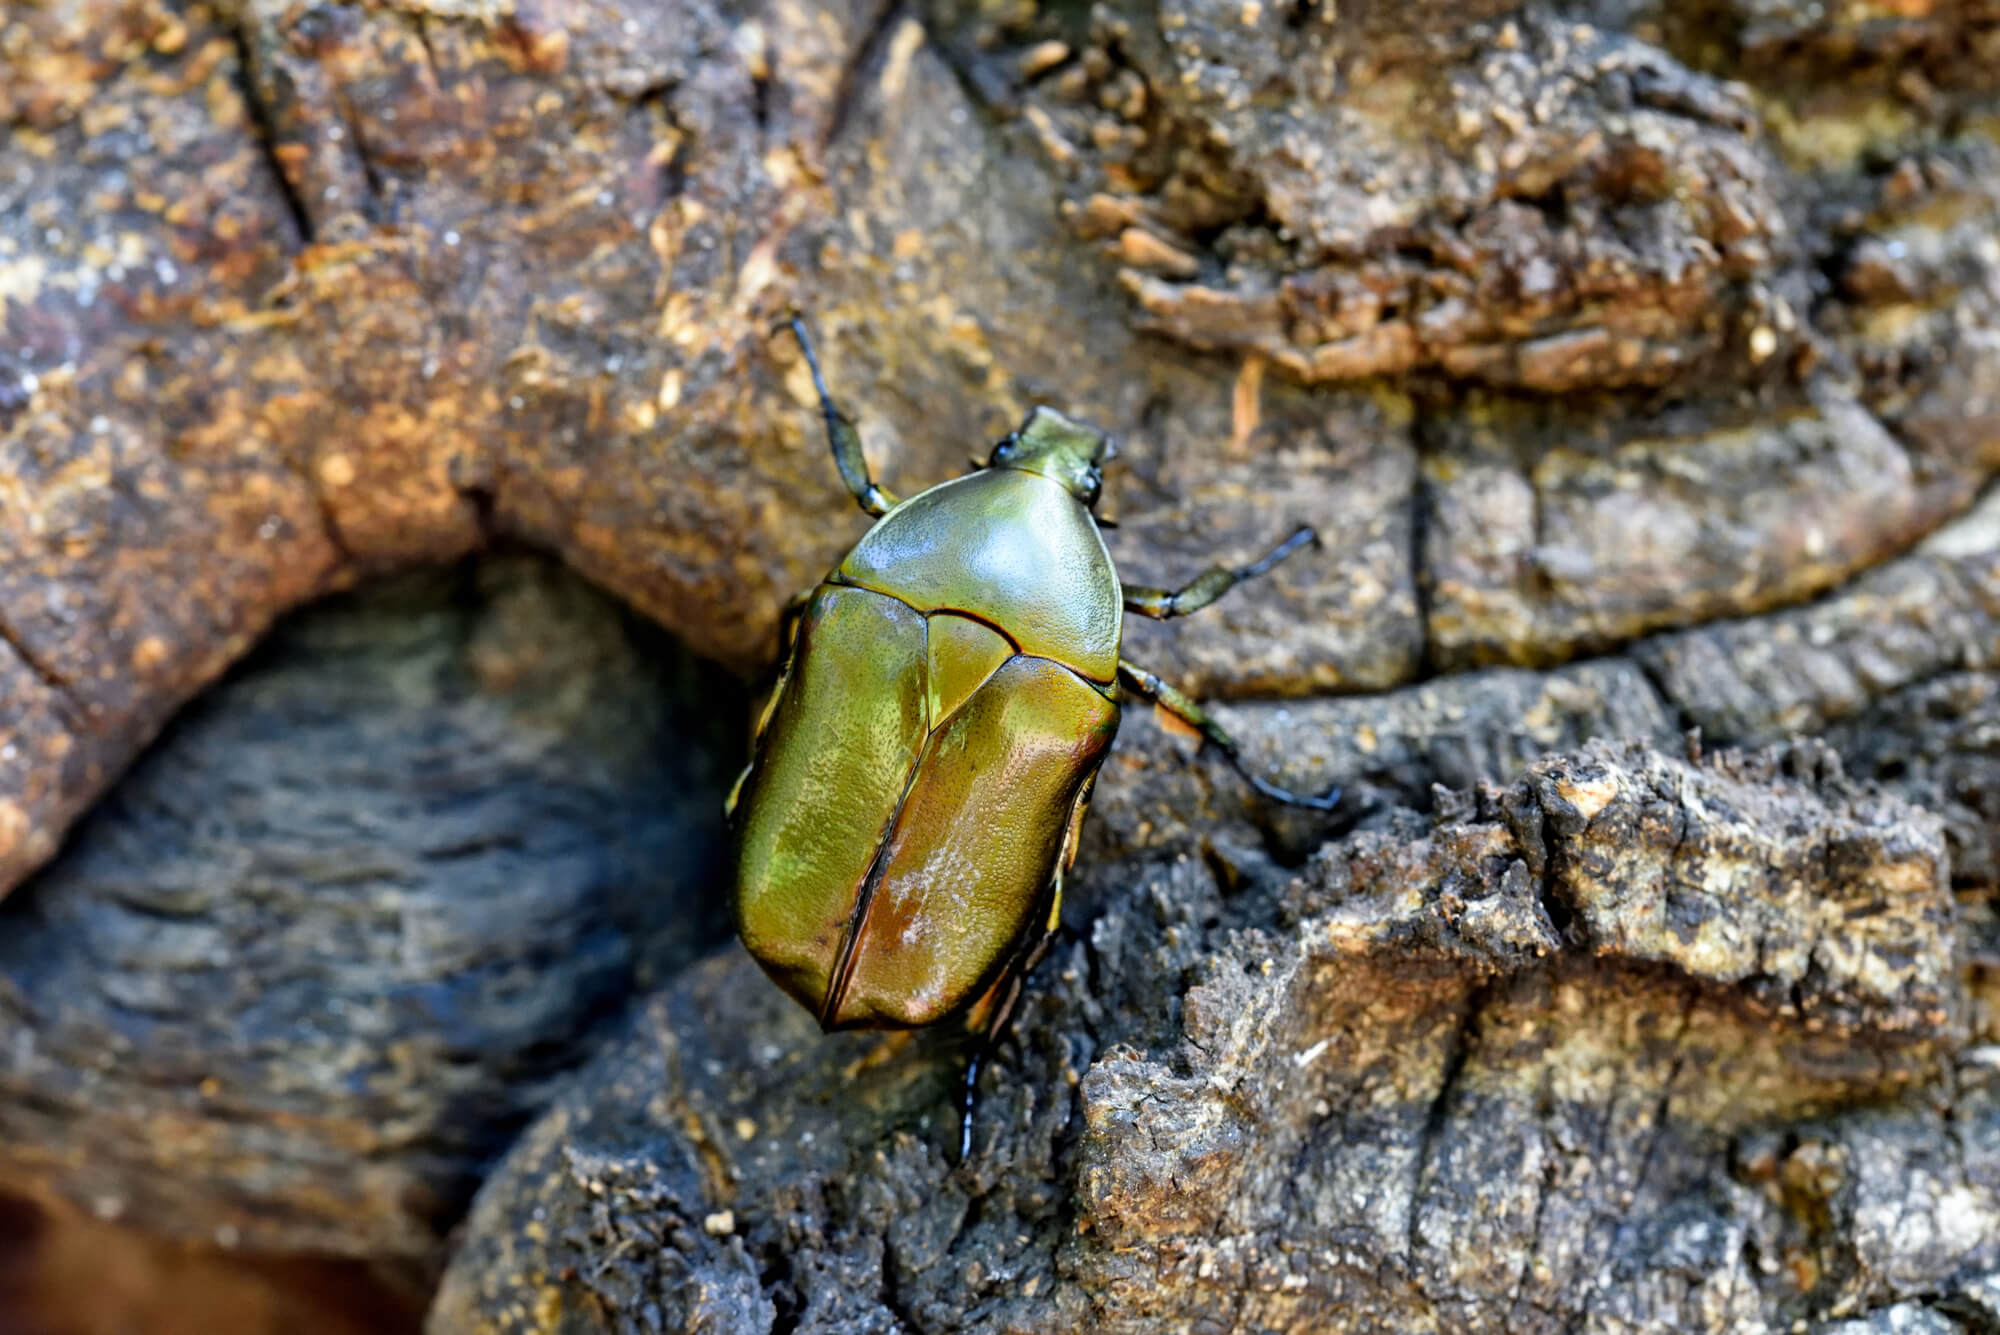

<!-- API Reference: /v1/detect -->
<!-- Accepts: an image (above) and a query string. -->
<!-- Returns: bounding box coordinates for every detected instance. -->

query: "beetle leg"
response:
[774,586,813,661]
[1121,525,1317,619]
[1057,776,1092,877]
[1117,658,1341,811]
[959,776,1090,1161]
[959,879,1060,1164]
[723,766,751,819]
[726,588,816,819]
[784,318,899,518]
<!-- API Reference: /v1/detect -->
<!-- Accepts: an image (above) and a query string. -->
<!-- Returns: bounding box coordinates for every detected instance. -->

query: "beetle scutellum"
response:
[727,320,1338,1157]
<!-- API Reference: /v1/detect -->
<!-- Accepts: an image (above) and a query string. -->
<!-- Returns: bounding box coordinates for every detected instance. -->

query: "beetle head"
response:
[988,407,1114,507]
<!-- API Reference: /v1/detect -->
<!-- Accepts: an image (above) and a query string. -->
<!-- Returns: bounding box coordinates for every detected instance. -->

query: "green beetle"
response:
[728,321,1336,1125]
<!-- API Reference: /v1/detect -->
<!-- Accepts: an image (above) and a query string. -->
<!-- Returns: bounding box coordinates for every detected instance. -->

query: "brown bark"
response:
[3,0,2000,1329]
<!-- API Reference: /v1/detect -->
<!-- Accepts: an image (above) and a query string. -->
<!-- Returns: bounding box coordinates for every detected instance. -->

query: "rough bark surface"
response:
[10,0,1996,897]
[3,0,2000,1328]
[426,736,1984,1334]
[0,558,742,1257]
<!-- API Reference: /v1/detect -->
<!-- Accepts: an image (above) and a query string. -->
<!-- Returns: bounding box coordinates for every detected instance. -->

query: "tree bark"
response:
[0,558,743,1257]
[2,0,1999,1328]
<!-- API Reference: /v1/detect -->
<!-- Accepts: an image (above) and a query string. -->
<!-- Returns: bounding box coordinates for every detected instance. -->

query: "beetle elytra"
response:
[728,321,1338,1152]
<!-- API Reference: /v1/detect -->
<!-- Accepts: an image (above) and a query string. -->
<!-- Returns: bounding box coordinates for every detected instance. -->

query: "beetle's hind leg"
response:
[957,777,1088,1161]
[783,318,899,518]
[1118,659,1341,811]
[958,929,1047,1163]
[958,873,1062,1164]
[1121,526,1317,620]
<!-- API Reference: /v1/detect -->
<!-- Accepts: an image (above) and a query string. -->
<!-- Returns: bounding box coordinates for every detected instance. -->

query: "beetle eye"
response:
[989,434,1018,465]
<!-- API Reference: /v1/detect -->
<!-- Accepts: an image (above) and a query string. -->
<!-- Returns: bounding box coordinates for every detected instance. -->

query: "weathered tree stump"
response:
[4,0,2000,1328]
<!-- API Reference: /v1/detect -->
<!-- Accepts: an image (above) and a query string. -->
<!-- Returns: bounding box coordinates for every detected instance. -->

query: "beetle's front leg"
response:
[1117,659,1341,810]
[784,318,899,518]
[1121,526,1317,619]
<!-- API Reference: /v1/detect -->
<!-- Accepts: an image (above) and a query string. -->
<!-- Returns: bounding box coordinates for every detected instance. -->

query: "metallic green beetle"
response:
[728,321,1336,1106]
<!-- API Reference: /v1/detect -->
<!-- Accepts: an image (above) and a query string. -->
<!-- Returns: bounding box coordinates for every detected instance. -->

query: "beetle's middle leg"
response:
[1122,526,1317,619]
[725,587,816,818]
[1118,659,1340,811]
[773,585,813,661]
[784,318,898,518]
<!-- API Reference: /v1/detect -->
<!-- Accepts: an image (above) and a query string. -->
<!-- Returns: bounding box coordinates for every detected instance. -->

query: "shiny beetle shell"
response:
[732,438,1122,1029]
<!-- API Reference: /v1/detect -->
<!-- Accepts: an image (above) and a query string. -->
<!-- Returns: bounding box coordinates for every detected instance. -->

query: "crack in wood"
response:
[226,17,314,248]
